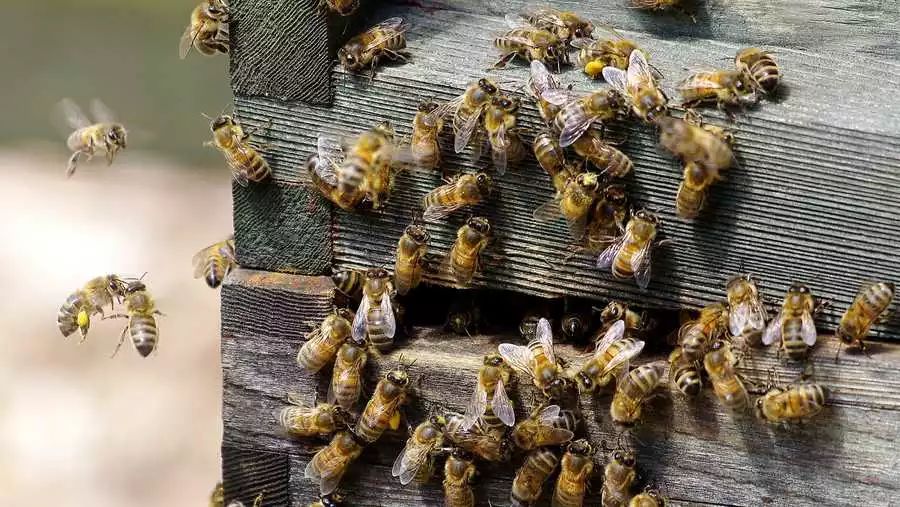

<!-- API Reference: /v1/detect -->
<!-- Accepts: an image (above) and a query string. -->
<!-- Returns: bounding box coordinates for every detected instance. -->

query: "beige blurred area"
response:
[0,149,231,506]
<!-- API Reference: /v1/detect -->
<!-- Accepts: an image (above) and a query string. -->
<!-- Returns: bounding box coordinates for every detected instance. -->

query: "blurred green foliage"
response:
[0,0,232,165]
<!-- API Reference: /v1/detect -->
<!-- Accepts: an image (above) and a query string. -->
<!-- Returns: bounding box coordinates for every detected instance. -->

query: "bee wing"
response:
[392,440,430,485]
[498,343,534,377]
[491,122,509,175]
[491,377,516,426]
[528,7,567,27]
[536,404,561,423]
[504,12,531,29]
[593,21,627,41]
[600,340,645,378]
[351,296,370,342]
[363,17,410,52]
[422,99,458,127]
[540,427,576,446]
[746,298,768,332]
[541,88,580,106]
[567,215,588,241]
[317,136,345,168]
[558,110,596,148]
[503,35,539,48]
[532,198,562,222]
[536,317,556,364]
[454,105,485,153]
[569,37,597,49]
[630,241,653,290]
[761,310,783,346]
[191,244,214,279]
[462,381,489,430]
[220,239,238,263]
[314,458,352,496]
[90,99,117,123]
[594,320,626,357]
[529,60,558,94]
[381,294,397,339]
[601,66,629,96]
[596,234,626,270]
[801,311,818,346]
[728,302,751,337]
[224,153,250,187]
[626,49,654,86]
[57,98,91,129]
[179,23,199,59]
[297,327,329,372]
[423,201,466,221]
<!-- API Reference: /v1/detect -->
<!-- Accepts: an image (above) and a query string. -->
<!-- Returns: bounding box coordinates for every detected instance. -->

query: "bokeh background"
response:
[1,1,234,505]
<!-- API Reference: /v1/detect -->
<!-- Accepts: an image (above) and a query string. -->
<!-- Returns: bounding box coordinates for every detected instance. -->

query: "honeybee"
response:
[499,317,567,399]
[210,482,224,507]
[494,19,568,71]
[673,112,735,219]
[278,396,349,438]
[443,450,477,507]
[602,49,669,123]
[179,0,230,59]
[596,209,663,290]
[629,489,669,507]
[448,217,492,286]
[392,416,447,485]
[355,368,410,443]
[584,185,630,253]
[630,0,695,21]
[601,449,636,507]
[450,78,501,154]
[423,173,493,220]
[511,404,578,451]
[57,99,127,178]
[511,447,560,507]
[296,308,354,373]
[704,339,750,412]
[308,493,344,507]
[756,383,827,424]
[446,297,481,336]
[483,95,526,174]
[332,268,364,306]
[610,361,667,425]
[519,310,551,341]
[529,61,566,126]
[560,299,591,342]
[394,224,430,296]
[534,171,602,240]
[351,268,397,350]
[677,69,756,110]
[328,334,369,411]
[106,281,163,358]
[763,283,820,361]
[571,320,645,392]
[411,100,450,171]
[462,352,516,431]
[734,48,781,95]
[570,129,633,178]
[192,237,237,288]
[205,114,271,186]
[444,413,511,462]
[57,275,127,339]
[304,430,365,495]
[657,115,733,172]
[668,347,702,397]
[339,17,410,79]
[725,274,768,347]
[319,0,358,16]
[543,88,626,147]
[835,281,895,359]
[226,494,263,507]
[519,8,594,42]
[679,302,728,362]
[533,130,572,191]
[552,439,595,507]
[597,300,646,339]
[571,25,639,78]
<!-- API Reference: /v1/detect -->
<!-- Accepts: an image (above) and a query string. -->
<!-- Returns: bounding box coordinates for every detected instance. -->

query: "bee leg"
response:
[66,151,84,177]
[368,59,379,82]
[110,324,129,358]
[154,310,166,317]
[491,52,517,70]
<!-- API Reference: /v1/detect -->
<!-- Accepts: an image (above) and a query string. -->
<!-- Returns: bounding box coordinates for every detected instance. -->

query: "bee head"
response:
[338,47,362,71]
[568,438,593,456]
[211,115,233,131]
[615,450,636,467]
[484,352,504,367]
[577,172,600,191]
[348,333,368,348]
[319,493,344,507]
[645,103,669,123]
[492,95,518,113]
[418,100,439,113]
[478,78,498,95]
[428,414,447,430]
[125,281,146,294]
[543,377,569,400]
[387,369,410,388]
[562,314,585,339]
[754,396,765,417]
[634,209,659,225]
[574,21,594,39]
[336,308,354,321]
[107,125,127,148]
[467,216,491,235]
[601,301,624,321]
[710,340,726,352]
[789,282,810,295]
[366,267,390,280]
[405,224,430,244]
[576,371,593,391]
[475,172,493,193]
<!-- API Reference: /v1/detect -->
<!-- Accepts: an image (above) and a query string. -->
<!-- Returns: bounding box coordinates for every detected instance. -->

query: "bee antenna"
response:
[200,112,214,121]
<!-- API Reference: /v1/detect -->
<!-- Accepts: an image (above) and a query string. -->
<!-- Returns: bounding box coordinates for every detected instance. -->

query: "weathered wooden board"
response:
[221,271,900,506]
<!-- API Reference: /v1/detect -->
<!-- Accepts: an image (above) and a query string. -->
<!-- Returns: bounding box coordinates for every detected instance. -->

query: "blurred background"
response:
[1,1,233,505]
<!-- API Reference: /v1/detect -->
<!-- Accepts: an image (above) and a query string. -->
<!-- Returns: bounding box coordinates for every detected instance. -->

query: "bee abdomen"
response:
[57,293,84,337]
[611,244,636,279]
[672,366,702,397]
[676,182,707,219]
[279,407,314,436]
[861,282,894,315]
[129,315,159,357]
[205,257,228,288]
[782,318,808,359]
[749,57,780,94]
[246,152,271,182]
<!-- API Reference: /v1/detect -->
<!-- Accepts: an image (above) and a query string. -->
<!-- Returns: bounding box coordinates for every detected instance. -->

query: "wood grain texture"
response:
[232,5,900,338]
[221,274,900,507]
[222,445,290,506]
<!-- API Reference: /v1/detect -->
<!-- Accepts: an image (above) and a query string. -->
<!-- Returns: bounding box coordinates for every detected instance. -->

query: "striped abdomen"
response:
[839,282,894,343]
[227,145,270,182]
[511,448,560,506]
[296,333,345,373]
[450,244,480,285]
[552,455,592,507]
[737,49,780,94]
[57,292,84,337]
[710,372,748,411]
[204,255,230,288]
[443,456,475,507]
[785,384,826,418]
[330,343,366,411]
[366,28,406,54]
[782,316,809,360]
[669,348,702,397]
[495,29,534,55]
[128,314,158,357]
[356,396,401,443]
[365,297,394,350]
[675,177,707,220]
[572,136,633,178]
[612,237,642,280]
[533,132,566,184]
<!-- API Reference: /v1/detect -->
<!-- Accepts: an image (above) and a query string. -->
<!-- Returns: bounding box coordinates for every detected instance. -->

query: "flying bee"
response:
[602,49,669,123]
[584,185,630,253]
[657,115,733,172]
[308,493,344,507]
[543,88,627,147]
[462,352,516,431]
[57,274,127,340]
[394,224,430,296]
[57,98,127,178]
[668,346,702,397]
[351,268,397,350]
[410,100,451,171]
[597,300,646,338]
[511,404,578,451]
[533,130,574,192]
[529,61,566,126]
[483,95,526,174]
[304,430,365,495]
[677,68,757,110]
[423,173,493,220]
[518,8,594,43]
[494,18,568,71]
[278,396,349,438]
[610,361,667,425]
[571,320,645,393]
[511,447,560,507]
[629,489,669,507]
[499,317,567,399]
[448,217,492,286]
[179,0,230,59]
[319,0,358,16]
[703,340,750,411]
[296,308,354,373]
[571,25,640,78]
[534,171,602,240]
[734,47,781,95]
[443,450,477,507]
[835,281,895,359]
[392,415,447,485]
[205,113,271,186]
[444,413,511,462]
[726,274,768,347]
[338,17,410,79]
[307,154,365,211]
[763,283,820,361]
[355,369,410,444]
[601,449,636,507]
[756,382,827,424]
[450,78,502,154]
[552,439,595,507]
[678,302,728,362]
[328,334,369,411]
[597,209,664,290]
[332,268,364,306]
[106,281,163,358]
[570,129,633,178]
[192,236,237,288]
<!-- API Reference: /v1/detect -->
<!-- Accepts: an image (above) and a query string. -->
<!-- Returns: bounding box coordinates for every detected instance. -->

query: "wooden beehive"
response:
[221,1,900,505]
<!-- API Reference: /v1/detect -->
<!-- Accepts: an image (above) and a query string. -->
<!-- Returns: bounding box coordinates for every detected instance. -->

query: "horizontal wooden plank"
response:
[222,445,290,506]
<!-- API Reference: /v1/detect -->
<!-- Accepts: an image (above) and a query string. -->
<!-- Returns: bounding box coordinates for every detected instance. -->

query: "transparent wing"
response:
[593,21,627,41]
[491,122,509,175]
[502,35,539,48]
[191,244,214,279]
[224,152,250,187]
[454,105,485,153]
[677,75,727,91]
[220,239,238,263]
[363,18,410,52]
[567,215,588,241]
[599,340,645,378]
[351,296,369,342]
[528,8,567,27]
[536,317,556,363]
[304,456,322,480]
[746,298,768,332]
[529,60,558,94]
[462,381,488,430]
[326,375,337,404]
[631,241,653,290]
[318,462,350,496]
[533,198,562,222]
[381,294,397,338]
[596,235,626,270]
[728,302,750,337]
[491,377,516,426]
[504,13,530,29]
[626,49,654,87]
[541,88,581,106]
[761,311,783,346]
[179,23,198,59]
[422,99,458,127]
[423,201,466,221]
[498,343,533,377]
[395,443,430,485]
[58,98,91,129]
[594,320,626,357]
[559,109,596,147]
[536,404,561,423]
[540,427,575,446]
[801,311,817,346]
[317,136,345,167]
[90,99,117,123]
[601,66,628,96]
[569,37,597,49]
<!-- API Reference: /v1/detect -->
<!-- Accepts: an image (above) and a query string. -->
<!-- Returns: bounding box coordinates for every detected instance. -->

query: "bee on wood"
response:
[596,209,664,290]
[543,88,627,147]
[534,171,602,240]
[315,122,398,210]
[57,99,127,178]
[296,308,354,373]
[629,489,669,507]
[511,404,578,451]
[571,25,640,78]
[763,283,821,361]
[704,340,750,411]
[610,361,667,425]
[392,416,447,485]
[518,7,594,43]
[679,302,729,362]
[444,413,511,462]
[597,300,646,339]
[511,447,560,507]
[57,275,127,340]
[443,450,477,507]
[105,281,163,358]
[533,130,574,192]
[657,114,733,173]
[677,68,757,111]
[834,281,894,359]
[448,217,492,286]
[332,268,364,306]
[304,430,366,495]
[192,236,237,289]
[179,0,230,59]
[319,0,358,16]
[601,449,636,507]
[205,113,271,186]
[725,274,768,347]
[673,112,735,219]
[423,173,493,221]
[394,224,430,296]
[410,100,451,171]
[529,61,567,126]
[278,395,349,439]
[499,318,567,400]
[339,17,410,79]
[734,47,781,95]
[354,369,410,444]
[495,17,568,71]
[308,493,344,507]
[483,95,526,174]
[756,382,827,424]
[571,129,633,178]
[570,321,645,393]
[602,49,669,123]
[462,352,516,431]
[584,185,630,253]
[449,78,502,154]
[328,334,369,411]
[552,439,595,507]
[351,268,397,350]
[668,346,702,397]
